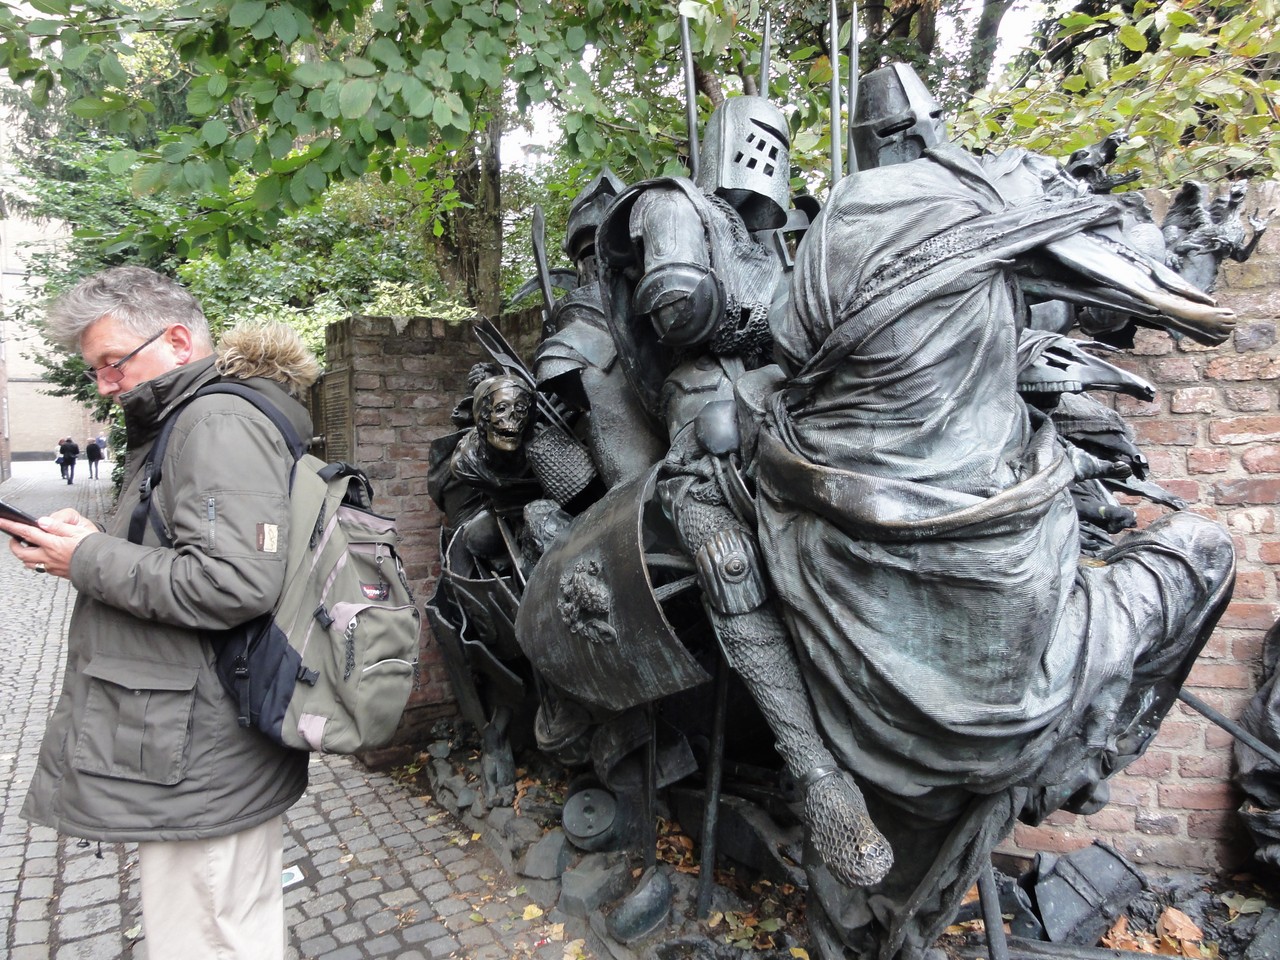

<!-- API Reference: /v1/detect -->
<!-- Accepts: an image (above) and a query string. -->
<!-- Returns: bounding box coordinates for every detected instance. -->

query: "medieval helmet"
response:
[850,63,946,170]
[695,95,791,232]
[564,168,625,267]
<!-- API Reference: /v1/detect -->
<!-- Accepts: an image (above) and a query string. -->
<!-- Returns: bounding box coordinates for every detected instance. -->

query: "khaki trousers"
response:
[137,815,285,960]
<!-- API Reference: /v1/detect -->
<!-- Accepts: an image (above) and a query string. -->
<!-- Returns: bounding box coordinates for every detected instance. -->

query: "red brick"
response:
[1229,506,1277,534]
[1188,448,1231,474]
[1083,806,1136,832]
[1243,446,1280,473]
[1124,750,1172,778]
[1204,354,1280,381]
[1187,810,1238,839]
[1146,449,1184,475]
[1231,587,1276,618]
[1150,358,1201,383]
[1107,835,1217,870]
[1225,386,1273,412]
[1233,631,1265,663]
[1157,782,1239,810]
[1134,420,1200,446]
[1233,323,1274,353]
[1215,600,1276,630]
[1187,659,1256,686]
[1109,777,1155,807]
[1206,723,1238,750]
[1261,541,1280,564]
[1010,824,1093,854]
[1152,721,1202,750]
[1178,753,1234,779]
[1213,478,1280,505]
[1202,629,1230,659]
[1218,288,1280,320]
[1209,416,1280,445]
[1171,387,1219,413]
[1116,394,1161,418]
[1134,811,1180,836]
[1133,329,1175,356]
[1177,335,1218,354]
[1234,570,1269,598]
[1163,479,1202,502]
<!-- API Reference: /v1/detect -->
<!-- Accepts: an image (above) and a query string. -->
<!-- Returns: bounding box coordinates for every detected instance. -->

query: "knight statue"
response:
[753,60,1237,960]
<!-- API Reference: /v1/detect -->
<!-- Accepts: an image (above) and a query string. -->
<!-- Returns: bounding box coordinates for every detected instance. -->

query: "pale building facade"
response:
[0,108,110,467]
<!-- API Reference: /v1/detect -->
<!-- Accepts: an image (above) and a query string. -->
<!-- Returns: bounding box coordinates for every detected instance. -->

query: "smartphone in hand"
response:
[0,498,40,544]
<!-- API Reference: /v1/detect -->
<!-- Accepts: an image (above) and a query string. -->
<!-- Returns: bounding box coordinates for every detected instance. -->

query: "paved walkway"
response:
[0,462,572,960]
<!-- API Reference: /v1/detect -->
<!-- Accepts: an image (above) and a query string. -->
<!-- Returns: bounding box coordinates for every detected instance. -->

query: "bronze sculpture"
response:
[426,48,1252,960]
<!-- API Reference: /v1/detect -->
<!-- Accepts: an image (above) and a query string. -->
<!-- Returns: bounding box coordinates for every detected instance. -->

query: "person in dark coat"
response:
[84,439,103,479]
[58,437,79,485]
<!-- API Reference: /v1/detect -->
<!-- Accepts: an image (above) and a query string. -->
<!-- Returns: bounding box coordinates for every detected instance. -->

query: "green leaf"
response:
[99,52,128,88]
[288,172,312,205]
[161,139,194,163]
[106,149,139,174]
[208,74,229,97]
[252,174,281,210]
[68,97,113,119]
[268,127,294,158]
[132,161,172,196]
[1117,24,1147,52]
[270,7,299,45]
[338,78,376,119]
[400,76,434,118]
[229,0,266,28]
[370,8,398,31]
[369,37,404,69]
[187,84,217,116]
[201,119,229,146]
[292,61,336,86]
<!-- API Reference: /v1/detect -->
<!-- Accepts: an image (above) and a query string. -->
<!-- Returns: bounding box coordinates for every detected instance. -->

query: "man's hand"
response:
[1,509,98,578]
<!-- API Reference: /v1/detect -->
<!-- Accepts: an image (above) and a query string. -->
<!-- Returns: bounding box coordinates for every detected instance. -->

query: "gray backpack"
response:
[129,382,421,753]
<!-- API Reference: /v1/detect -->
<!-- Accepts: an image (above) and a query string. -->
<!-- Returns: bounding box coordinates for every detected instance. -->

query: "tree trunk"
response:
[434,120,504,316]
[966,0,1015,93]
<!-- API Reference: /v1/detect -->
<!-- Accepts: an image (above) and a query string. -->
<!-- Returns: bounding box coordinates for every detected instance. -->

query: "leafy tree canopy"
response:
[955,0,1280,187]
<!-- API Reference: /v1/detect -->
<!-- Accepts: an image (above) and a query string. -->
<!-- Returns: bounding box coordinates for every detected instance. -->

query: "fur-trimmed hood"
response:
[215,320,321,397]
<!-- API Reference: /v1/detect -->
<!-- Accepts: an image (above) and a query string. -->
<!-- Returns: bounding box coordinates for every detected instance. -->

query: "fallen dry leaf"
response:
[1157,907,1204,944]
[523,904,544,921]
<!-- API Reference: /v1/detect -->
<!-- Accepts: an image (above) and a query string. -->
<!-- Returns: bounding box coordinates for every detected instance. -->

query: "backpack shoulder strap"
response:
[127,381,306,546]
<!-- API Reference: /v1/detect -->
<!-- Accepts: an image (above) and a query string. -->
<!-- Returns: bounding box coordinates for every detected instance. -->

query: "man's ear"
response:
[166,324,197,365]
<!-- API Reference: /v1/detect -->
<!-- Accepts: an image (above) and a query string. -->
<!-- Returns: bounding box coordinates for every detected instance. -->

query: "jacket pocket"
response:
[73,656,200,785]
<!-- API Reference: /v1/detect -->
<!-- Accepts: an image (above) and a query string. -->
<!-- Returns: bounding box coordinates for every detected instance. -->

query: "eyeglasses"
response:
[84,329,166,384]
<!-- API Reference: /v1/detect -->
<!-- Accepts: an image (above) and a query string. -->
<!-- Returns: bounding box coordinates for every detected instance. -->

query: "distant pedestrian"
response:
[58,437,79,485]
[85,439,102,479]
[55,439,67,479]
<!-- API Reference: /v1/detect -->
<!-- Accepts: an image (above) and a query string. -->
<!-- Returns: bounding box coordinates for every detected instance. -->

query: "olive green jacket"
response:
[22,355,309,841]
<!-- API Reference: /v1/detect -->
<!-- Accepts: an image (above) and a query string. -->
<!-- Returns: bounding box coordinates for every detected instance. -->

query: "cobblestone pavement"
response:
[0,462,578,960]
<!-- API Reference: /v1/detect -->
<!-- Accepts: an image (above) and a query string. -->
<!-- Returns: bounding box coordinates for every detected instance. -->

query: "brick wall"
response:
[1005,179,1280,874]
[325,309,542,753]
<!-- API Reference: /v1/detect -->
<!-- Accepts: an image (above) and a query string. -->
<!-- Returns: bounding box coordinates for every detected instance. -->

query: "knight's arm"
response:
[1038,232,1234,344]
[630,188,725,348]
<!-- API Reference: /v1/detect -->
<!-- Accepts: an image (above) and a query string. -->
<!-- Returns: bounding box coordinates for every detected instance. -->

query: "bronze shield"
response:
[515,465,711,710]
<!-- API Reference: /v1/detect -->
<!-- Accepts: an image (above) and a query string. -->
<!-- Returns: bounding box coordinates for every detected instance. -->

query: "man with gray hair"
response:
[0,266,315,959]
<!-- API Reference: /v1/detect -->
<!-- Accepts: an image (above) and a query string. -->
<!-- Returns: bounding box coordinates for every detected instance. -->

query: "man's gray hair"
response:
[45,266,213,351]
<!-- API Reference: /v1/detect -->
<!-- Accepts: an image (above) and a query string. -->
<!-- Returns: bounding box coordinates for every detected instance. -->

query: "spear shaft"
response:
[680,15,700,181]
